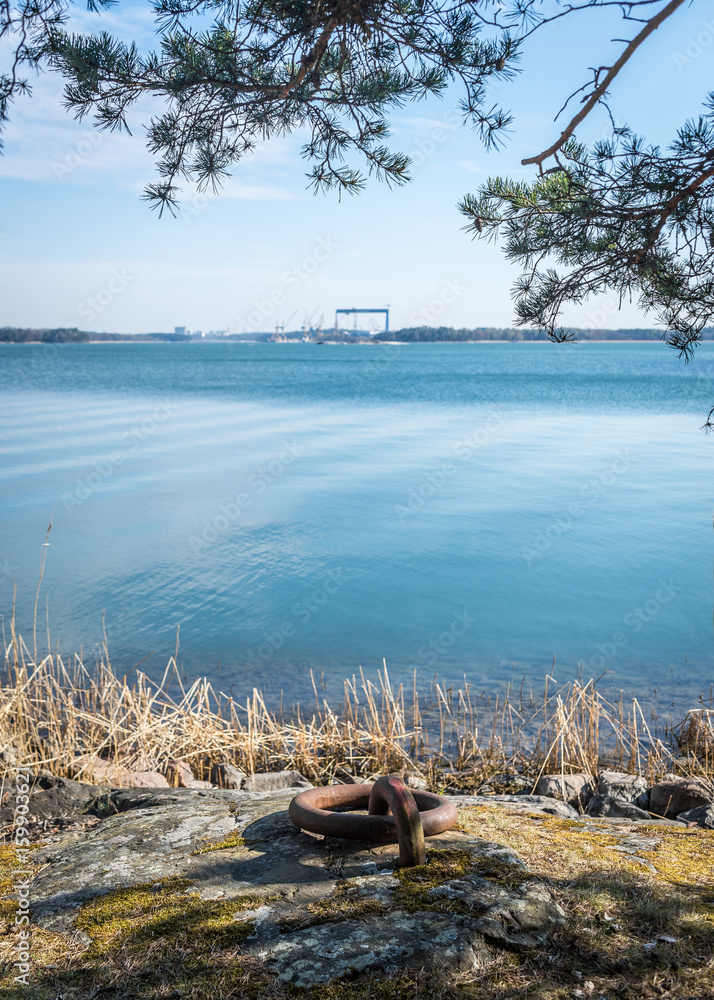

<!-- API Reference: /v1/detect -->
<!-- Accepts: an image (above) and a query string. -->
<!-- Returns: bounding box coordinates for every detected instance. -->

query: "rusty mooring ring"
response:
[288,775,458,866]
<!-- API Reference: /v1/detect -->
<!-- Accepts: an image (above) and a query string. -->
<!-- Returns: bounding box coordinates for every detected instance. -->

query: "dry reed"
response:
[1,616,711,790]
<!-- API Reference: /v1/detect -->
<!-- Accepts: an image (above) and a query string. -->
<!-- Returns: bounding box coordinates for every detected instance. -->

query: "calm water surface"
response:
[1,341,713,705]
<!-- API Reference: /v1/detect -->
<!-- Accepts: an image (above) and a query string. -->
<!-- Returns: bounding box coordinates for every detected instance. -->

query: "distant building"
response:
[174,326,187,336]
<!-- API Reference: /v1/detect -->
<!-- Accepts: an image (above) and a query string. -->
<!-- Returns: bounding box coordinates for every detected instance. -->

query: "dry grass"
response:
[1,613,712,790]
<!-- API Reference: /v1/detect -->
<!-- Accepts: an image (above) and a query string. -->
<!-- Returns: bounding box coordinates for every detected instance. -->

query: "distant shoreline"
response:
[4,324,713,345]
[0,337,703,346]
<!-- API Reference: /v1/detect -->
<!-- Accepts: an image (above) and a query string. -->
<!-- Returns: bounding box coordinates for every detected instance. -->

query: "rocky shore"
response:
[1,764,713,998]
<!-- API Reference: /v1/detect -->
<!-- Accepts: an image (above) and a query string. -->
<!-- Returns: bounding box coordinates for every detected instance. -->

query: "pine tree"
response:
[17,1,517,210]
[457,0,714,429]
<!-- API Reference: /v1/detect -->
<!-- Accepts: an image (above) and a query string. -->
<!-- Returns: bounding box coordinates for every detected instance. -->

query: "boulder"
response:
[585,794,650,821]
[535,773,594,808]
[329,765,356,784]
[402,770,428,791]
[126,770,172,788]
[210,760,247,789]
[241,769,313,792]
[68,755,132,786]
[649,778,713,819]
[165,757,213,789]
[28,788,566,987]
[477,773,531,795]
[0,741,22,769]
[68,754,170,788]
[0,773,109,825]
[597,771,649,809]
[676,804,714,829]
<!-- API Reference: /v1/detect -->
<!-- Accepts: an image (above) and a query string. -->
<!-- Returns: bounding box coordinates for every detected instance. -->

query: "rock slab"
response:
[27,786,566,986]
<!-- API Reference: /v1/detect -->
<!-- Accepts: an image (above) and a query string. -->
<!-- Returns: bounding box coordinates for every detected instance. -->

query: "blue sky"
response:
[1,1,712,333]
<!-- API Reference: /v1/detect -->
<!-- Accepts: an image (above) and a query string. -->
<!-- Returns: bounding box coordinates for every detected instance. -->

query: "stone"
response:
[478,773,531,795]
[165,757,213,789]
[210,760,247,789]
[28,788,565,986]
[0,741,21,769]
[402,770,429,791]
[0,773,109,825]
[68,754,132,786]
[241,769,313,792]
[449,793,579,820]
[677,804,714,829]
[535,773,594,808]
[649,777,713,819]
[125,770,172,788]
[597,771,649,809]
[68,754,170,788]
[585,794,650,821]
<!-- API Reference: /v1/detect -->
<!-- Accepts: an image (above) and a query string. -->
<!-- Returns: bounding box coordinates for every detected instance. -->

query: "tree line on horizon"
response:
[372,327,714,343]
[0,327,190,343]
[4,326,714,345]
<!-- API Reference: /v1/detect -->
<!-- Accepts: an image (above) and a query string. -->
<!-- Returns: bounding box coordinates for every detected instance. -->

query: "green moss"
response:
[397,847,533,895]
[74,875,265,957]
[190,832,246,855]
[280,883,385,933]
[395,848,472,892]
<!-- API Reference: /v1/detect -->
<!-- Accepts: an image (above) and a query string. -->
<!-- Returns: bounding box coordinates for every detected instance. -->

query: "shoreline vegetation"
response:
[3,325,714,345]
[2,619,712,791]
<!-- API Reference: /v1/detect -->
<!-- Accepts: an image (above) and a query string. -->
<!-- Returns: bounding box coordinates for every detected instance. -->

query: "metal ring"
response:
[288,776,458,865]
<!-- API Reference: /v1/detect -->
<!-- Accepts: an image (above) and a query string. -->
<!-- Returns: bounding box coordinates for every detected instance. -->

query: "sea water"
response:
[1,340,712,706]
